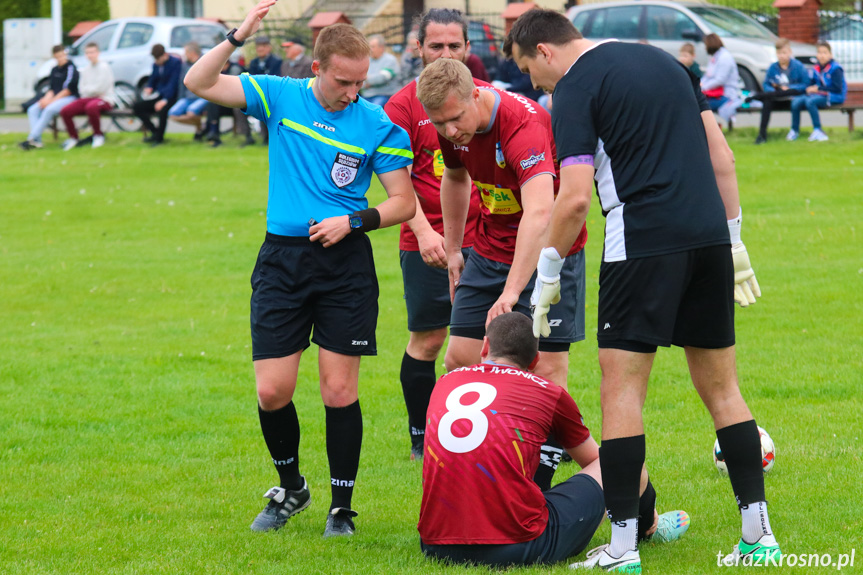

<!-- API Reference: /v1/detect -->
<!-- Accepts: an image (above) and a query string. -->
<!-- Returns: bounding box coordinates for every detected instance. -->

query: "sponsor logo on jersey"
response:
[313,121,335,132]
[520,152,546,171]
[432,149,445,178]
[475,181,522,215]
[454,144,469,152]
[418,118,431,127]
[331,152,361,188]
[502,89,537,114]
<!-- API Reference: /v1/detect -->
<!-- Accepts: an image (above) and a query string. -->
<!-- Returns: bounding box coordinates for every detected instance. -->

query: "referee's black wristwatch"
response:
[348,208,381,234]
[226,28,245,47]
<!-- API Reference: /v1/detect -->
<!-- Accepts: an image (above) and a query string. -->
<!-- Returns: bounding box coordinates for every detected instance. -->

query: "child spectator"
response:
[788,41,847,142]
[19,45,79,150]
[678,43,702,78]
[745,38,809,144]
[700,34,740,127]
[59,42,114,150]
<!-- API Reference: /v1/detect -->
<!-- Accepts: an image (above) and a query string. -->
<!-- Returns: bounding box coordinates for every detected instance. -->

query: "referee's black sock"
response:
[600,435,645,556]
[325,400,363,511]
[258,402,303,491]
[533,435,564,491]
[400,352,436,449]
[716,420,766,508]
[637,479,657,542]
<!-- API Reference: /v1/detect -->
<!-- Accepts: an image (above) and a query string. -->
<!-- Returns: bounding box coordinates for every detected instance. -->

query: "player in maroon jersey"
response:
[419,313,689,566]
[415,56,588,489]
[384,9,485,461]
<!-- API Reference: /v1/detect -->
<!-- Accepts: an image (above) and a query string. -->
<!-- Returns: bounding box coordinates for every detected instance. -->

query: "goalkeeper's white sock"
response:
[741,501,772,544]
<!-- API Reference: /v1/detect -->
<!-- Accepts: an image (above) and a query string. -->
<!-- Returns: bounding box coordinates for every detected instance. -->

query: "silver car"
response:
[36,17,233,93]
[567,1,818,91]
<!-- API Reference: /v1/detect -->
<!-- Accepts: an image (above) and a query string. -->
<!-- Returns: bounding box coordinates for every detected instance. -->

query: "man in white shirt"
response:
[59,42,115,149]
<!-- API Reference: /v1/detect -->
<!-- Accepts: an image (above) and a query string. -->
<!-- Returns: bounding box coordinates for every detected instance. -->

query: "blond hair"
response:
[416,58,474,110]
[314,24,370,69]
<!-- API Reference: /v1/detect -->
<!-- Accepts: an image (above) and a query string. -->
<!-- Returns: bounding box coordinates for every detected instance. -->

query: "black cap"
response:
[254,35,271,45]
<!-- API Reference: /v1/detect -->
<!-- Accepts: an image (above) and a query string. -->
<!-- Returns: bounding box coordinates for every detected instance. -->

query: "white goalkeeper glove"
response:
[728,208,761,307]
[530,247,564,338]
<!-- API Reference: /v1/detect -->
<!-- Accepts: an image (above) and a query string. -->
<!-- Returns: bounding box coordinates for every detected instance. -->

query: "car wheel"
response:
[737,66,758,93]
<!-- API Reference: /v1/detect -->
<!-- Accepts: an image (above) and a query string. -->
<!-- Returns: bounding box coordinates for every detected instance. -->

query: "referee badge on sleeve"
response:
[331,152,361,188]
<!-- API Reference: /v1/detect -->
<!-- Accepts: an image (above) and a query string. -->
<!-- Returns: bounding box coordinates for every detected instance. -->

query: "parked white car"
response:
[566,1,819,91]
[35,17,236,93]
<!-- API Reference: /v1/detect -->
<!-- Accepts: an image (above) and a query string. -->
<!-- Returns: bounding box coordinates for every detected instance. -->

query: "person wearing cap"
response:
[248,35,282,145]
[281,37,314,79]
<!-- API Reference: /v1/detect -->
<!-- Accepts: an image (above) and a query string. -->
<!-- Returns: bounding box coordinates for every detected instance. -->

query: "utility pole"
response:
[52,0,63,44]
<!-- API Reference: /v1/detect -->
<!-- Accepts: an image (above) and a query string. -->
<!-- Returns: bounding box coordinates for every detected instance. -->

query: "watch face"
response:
[349,215,362,229]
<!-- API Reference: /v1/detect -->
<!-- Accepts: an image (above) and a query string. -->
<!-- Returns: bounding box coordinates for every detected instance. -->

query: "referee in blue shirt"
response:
[185,0,415,538]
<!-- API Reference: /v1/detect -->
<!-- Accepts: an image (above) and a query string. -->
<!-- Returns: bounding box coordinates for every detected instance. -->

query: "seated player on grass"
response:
[418,312,690,567]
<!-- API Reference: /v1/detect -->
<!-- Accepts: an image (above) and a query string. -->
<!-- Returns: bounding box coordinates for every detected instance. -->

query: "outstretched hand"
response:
[236,0,278,42]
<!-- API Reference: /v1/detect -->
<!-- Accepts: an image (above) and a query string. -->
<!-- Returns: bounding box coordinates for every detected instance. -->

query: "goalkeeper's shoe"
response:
[250,478,311,532]
[651,510,690,543]
[723,534,781,566]
[570,545,641,573]
[323,507,358,538]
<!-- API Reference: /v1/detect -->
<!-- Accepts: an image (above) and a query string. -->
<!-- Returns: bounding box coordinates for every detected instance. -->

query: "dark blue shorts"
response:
[421,473,605,567]
[449,249,586,352]
[400,249,470,333]
[250,232,379,360]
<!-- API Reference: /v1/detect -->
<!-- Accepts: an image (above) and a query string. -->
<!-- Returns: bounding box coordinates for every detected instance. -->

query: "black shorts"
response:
[597,244,735,353]
[421,474,605,567]
[400,249,470,333]
[250,232,378,360]
[449,249,586,352]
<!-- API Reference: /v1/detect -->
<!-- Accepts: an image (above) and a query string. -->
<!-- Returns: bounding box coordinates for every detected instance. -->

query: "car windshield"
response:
[689,7,774,40]
[170,25,225,49]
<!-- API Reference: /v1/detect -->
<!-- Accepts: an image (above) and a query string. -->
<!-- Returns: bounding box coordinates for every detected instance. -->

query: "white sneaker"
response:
[62,138,78,151]
[92,135,105,148]
[808,129,829,142]
[786,130,799,141]
[570,544,641,573]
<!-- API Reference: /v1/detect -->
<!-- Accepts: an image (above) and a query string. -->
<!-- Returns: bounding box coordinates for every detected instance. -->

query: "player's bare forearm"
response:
[184,0,276,108]
[440,167,471,256]
[504,175,554,300]
[547,164,592,257]
[701,110,740,219]
[567,436,600,469]
[376,167,416,227]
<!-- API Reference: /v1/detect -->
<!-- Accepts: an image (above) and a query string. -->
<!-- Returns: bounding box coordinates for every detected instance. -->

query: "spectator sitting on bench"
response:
[747,38,809,145]
[169,42,208,141]
[202,59,254,148]
[701,33,741,128]
[19,45,79,150]
[133,43,181,146]
[788,41,847,143]
[59,42,115,150]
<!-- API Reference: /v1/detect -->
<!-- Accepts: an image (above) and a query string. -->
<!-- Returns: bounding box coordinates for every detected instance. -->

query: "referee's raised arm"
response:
[184,0,277,108]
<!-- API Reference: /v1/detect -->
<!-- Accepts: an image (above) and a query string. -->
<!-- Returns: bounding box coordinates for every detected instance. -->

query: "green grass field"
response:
[0,128,861,574]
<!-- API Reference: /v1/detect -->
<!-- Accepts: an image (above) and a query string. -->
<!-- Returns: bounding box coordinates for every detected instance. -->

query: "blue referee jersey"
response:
[240,74,413,236]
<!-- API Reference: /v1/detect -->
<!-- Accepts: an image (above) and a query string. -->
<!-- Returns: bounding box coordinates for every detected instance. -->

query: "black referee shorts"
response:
[250,232,379,360]
[597,244,735,352]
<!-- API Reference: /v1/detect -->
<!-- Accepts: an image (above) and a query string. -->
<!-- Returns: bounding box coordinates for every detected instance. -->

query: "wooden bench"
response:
[728,82,863,133]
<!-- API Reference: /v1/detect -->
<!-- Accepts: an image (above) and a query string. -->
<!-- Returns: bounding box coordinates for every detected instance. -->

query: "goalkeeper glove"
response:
[728,208,761,307]
[531,247,564,338]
